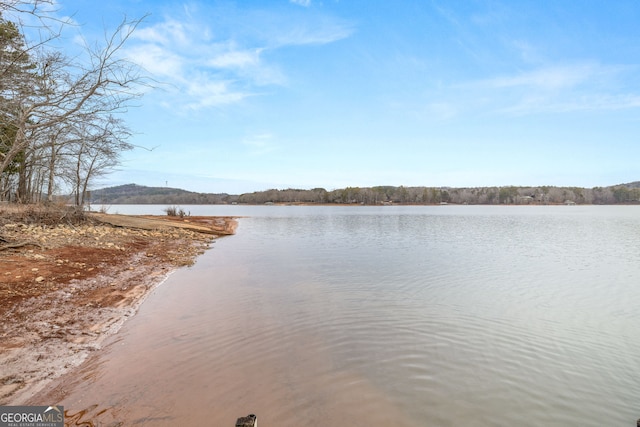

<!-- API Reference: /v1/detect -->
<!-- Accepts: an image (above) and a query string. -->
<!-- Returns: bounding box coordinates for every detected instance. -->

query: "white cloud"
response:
[270,17,354,46]
[482,64,600,91]
[206,49,262,69]
[122,3,353,112]
[125,20,259,110]
[499,93,640,115]
[439,62,640,116]
[183,79,252,110]
[133,18,192,46]
[290,0,312,7]
[125,44,184,77]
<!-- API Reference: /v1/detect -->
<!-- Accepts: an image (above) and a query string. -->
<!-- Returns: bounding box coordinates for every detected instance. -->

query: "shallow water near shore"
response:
[34,205,640,426]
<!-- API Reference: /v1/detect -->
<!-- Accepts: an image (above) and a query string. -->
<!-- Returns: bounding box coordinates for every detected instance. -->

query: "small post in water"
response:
[236,414,257,427]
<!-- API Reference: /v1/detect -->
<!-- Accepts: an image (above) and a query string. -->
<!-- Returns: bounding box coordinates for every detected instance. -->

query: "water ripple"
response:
[35,206,640,427]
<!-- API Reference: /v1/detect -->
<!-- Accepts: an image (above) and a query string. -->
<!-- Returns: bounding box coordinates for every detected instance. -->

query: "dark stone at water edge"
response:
[235,413,257,427]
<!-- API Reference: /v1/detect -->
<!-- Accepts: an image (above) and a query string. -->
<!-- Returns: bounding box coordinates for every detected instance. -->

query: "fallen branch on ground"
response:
[0,241,44,251]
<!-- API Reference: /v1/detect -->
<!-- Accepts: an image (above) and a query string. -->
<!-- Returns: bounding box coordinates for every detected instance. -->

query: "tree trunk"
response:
[46,136,56,203]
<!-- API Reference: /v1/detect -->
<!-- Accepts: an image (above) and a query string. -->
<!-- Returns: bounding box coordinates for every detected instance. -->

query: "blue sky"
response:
[47,0,640,193]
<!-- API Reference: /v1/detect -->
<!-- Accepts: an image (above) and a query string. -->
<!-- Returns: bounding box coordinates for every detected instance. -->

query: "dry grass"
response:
[0,203,88,226]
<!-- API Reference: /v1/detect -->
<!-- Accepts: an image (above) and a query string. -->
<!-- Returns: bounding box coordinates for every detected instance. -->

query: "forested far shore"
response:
[86,182,640,205]
[236,184,640,205]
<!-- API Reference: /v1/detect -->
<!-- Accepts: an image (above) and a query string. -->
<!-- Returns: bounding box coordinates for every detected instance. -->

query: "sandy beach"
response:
[0,208,236,405]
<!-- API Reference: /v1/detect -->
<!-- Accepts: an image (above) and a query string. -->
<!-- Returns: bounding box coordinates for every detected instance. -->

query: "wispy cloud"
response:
[499,93,640,115]
[479,63,610,91]
[125,44,184,77]
[270,19,353,46]
[206,48,262,69]
[122,2,353,113]
[490,63,640,115]
[427,2,640,117]
[430,62,640,117]
[290,0,312,7]
[184,79,253,110]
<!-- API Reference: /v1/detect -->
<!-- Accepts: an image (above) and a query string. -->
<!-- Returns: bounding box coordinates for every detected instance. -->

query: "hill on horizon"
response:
[89,183,236,205]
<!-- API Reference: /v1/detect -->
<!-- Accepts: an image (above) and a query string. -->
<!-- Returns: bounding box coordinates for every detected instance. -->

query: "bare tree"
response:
[66,115,132,206]
[1,0,53,15]
[0,11,146,203]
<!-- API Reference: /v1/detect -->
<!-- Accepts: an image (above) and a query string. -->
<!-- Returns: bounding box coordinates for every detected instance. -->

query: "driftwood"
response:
[0,240,44,251]
[0,232,43,251]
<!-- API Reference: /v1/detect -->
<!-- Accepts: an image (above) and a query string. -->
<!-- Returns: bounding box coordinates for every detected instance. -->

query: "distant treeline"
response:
[89,182,640,205]
[237,183,640,205]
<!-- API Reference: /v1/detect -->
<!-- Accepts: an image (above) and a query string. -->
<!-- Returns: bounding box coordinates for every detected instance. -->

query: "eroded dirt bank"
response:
[0,208,236,404]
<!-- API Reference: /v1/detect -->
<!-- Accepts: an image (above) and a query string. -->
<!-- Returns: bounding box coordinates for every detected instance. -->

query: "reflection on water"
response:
[32,206,640,426]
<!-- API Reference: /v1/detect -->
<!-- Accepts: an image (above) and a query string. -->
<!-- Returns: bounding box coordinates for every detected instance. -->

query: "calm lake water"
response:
[36,205,640,426]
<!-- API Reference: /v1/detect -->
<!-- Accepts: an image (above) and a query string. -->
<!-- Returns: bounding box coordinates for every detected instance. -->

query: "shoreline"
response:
[0,213,236,405]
